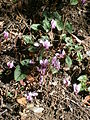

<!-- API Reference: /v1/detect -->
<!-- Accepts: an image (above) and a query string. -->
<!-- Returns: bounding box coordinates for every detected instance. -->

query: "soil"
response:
[0,1,90,120]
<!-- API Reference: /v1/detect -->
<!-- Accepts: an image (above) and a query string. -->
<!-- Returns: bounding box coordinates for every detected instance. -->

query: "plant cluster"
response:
[0,0,88,102]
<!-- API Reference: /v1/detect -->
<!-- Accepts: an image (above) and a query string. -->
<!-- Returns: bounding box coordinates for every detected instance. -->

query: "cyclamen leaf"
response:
[14,65,26,81]
[56,19,63,31]
[53,12,61,20]
[77,75,88,82]
[43,17,50,32]
[77,52,83,62]
[31,24,40,31]
[70,0,78,5]
[21,59,30,66]
[23,35,33,44]
[65,21,72,33]
[65,56,72,68]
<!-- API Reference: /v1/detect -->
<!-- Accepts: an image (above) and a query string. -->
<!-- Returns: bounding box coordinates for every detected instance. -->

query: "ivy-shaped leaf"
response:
[23,35,33,44]
[53,12,61,20]
[77,75,88,82]
[56,19,64,31]
[21,59,30,66]
[31,24,40,31]
[65,56,72,68]
[70,0,78,5]
[14,65,26,81]
[65,21,72,33]
[43,17,50,32]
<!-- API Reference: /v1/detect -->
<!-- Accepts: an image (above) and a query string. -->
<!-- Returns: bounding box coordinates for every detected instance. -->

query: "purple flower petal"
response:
[63,78,70,87]
[40,40,51,50]
[7,61,14,68]
[4,31,9,39]
[73,84,81,95]
[82,0,86,4]
[51,19,56,29]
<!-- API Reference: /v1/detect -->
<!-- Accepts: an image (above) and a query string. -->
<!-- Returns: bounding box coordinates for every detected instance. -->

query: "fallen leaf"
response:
[48,31,54,41]
[71,34,85,45]
[17,97,27,106]
[26,75,34,83]
[0,21,4,32]
[82,96,90,106]
[63,66,70,71]
[32,107,44,113]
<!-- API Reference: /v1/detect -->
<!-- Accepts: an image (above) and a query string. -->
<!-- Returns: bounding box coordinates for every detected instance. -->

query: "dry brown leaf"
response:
[82,96,90,106]
[17,97,27,106]
[0,21,4,32]
[26,75,34,83]
[71,33,85,45]
[48,31,54,41]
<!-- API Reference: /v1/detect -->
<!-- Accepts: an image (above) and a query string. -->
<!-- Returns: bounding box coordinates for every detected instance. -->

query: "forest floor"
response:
[0,1,90,120]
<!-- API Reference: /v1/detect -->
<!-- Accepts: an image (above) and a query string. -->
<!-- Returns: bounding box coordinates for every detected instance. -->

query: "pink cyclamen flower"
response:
[7,61,14,68]
[56,50,66,58]
[40,75,44,85]
[63,78,71,87]
[26,92,38,101]
[37,67,46,75]
[51,19,56,29]
[40,59,48,68]
[3,31,9,39]
[40,39,51,50]
[73,84,81,95]
[82,0,86,4]
[52,56,60,70]
[37,59,48,75]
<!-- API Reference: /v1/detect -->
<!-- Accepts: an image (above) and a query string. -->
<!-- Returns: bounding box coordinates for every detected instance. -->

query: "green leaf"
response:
[41,36,49,40]
[74,45,83,50]
[70,0,78,5]
[77,52,83,62]
[65,21,72,33]
[30,24,40,31]
[65,37,73,44]
[51,66,58,74]
[56,19,64,31]
[28,46,37,52]
[77,75,88,82]
[14,65,26,81]
[65,56,72,68]
[23,35,33,44]
[21,59,30,66]
[53,12,61,20]
[43,17,50,32]
[80,83,87,91]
